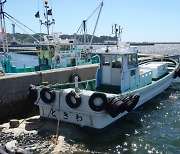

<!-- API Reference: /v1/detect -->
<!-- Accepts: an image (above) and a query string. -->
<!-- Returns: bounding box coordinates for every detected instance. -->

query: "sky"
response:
[2,0,180,42]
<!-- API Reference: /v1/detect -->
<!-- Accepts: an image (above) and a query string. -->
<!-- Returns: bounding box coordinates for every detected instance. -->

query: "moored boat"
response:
[34,34,99,71]
[29,28,180,130]
[0,0,101,74]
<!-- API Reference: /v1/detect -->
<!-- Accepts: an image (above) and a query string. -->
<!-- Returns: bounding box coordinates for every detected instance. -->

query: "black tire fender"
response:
[40,88,56,104]
[173,70,178,79]
[105,97,127,118]
[174,67,180,78]
[88,92,107,112]
[69,73,81,83]
[126,93,140,112]
[177,68,180,77]
[66,91,81,108]
[28,84,38,102]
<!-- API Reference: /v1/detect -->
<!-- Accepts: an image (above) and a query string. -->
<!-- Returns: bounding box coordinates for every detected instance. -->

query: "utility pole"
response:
[0,0,8,53]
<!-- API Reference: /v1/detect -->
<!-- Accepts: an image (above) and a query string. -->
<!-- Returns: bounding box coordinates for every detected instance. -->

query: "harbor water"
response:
[0,44,180,153]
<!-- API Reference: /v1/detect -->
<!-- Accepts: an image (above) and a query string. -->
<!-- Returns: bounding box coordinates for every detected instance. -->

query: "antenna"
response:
[112,24,123,48]
[35,0,55,35]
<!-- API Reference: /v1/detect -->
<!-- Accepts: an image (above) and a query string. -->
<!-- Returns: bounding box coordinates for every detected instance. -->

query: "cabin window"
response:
[60,45,70,51]
[112,55,122,68]
[128,54,138,68]
[103,56,110,66]
[42,45,48,50]
[49,45,55,50]
[36,45,41,51]
[131,70,136,76]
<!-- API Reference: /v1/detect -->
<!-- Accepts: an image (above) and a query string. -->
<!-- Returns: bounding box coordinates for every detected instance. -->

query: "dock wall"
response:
[0,64,99,122]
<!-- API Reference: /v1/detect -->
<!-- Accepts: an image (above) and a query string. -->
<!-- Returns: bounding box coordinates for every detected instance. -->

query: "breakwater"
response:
[0,64,98,122]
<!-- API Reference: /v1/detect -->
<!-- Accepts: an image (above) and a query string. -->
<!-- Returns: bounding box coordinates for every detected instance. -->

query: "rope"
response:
[75,1,104,46]
[49,0,54,34]
[19,97,41,125]
[42,0,46,18]
[36,95,56,130]
[4,14,40,43]
[36,0,43,40]
[86,1,103,21]
[4,12,43,40]
[53,90,62,145]
[104,4,114,26]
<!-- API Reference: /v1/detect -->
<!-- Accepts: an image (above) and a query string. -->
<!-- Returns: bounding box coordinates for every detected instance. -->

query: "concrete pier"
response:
[0,64,98,122]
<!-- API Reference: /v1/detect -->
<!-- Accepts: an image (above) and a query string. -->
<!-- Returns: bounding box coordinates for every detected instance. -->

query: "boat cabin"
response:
[36,44,55,70]
[96,45,140,93]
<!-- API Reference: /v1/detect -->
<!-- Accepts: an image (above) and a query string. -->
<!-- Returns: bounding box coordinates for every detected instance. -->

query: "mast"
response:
[35,0,55,35]
[90,1,103,45]
[75,1,104,49]
[0,0,8,53]
[83,20,87,51]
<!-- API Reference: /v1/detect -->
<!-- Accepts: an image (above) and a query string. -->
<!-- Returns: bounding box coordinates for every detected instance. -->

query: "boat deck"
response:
[45,79,121,94]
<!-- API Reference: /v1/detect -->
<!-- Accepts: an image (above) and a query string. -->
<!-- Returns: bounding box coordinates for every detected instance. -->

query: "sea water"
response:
[0,44,180,153]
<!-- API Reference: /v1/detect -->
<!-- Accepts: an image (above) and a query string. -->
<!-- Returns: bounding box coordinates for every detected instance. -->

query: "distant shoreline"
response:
[1,42,180,47]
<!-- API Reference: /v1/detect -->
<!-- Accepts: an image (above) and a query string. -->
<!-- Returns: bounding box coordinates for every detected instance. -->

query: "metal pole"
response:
[90,1,103,45]
[45,2,49,35]
[114,24,118,48]
[0,0,7,53]
[3,8,8,52]
[83,20,86,51]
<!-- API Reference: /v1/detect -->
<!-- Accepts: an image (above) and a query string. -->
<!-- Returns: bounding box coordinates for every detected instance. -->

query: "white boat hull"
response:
[35,72,175,130]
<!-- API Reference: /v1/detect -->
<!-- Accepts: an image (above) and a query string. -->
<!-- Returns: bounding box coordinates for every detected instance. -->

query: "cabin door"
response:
[102,56,111,84]
[111,56,122,85]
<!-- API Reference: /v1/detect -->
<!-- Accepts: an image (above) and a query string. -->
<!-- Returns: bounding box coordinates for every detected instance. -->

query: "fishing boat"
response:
[28,25,180,130]
[0,0,102,74]
[33,0,103,70]
[34,33,99,71]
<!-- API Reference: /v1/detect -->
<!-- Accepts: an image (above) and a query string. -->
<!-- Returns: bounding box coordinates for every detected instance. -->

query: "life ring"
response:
[88,92,107,112]
[28,84,38,102]
[40,88,56,104]
[65,91,81,108]
[105,97,127,118]
[69,73,81,83]
[126,93,140,112]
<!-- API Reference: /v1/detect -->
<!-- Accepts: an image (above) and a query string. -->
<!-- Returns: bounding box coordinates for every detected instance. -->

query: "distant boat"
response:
[0,0,103,74]
[130,42,154,46]
[34,33,99,71]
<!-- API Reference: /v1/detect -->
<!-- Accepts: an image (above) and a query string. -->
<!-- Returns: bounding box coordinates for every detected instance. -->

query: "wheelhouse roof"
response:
[95,46,138,55]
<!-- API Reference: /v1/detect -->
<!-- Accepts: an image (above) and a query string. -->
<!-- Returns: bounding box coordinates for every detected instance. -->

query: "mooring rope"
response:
[19,96,41,125]
[53,90,62,145]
